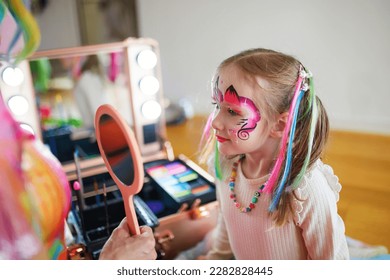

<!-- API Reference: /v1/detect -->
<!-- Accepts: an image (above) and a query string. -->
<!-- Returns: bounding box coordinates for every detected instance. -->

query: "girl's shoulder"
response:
[292,159,343,224]
[294,159,342,200]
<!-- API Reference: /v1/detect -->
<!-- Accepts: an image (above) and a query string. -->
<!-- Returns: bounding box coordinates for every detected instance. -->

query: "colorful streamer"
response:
[4,0,41,64]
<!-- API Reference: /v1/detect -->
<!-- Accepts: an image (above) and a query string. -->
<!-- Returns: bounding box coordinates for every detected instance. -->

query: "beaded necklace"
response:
[229,157,265,213]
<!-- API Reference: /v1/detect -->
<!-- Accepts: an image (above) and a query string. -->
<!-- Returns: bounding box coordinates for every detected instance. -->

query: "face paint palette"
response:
[142,159,216,213]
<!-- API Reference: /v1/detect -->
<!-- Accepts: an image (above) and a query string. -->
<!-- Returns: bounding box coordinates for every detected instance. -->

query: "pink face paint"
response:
[223,85,261,140]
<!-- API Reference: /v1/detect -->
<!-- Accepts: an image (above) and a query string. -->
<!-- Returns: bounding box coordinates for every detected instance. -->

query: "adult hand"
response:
[99,217,157,260]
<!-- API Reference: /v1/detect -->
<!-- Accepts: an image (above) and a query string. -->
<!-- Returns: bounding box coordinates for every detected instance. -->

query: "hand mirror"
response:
[95,104,143,235]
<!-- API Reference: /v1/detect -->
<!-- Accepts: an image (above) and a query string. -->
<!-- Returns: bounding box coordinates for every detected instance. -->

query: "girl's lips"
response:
[216,135,229,143]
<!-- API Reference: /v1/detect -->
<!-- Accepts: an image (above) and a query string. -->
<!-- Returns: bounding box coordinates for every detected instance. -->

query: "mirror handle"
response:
[123,195,140,235]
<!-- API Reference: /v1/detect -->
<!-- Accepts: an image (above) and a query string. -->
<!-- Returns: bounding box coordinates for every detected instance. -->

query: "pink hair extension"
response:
[199,112,214,147]
[262,75,304,194]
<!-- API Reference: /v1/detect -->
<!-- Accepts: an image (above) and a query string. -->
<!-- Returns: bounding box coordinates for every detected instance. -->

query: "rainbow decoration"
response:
[0,92,71,259]
[1,0,41,64]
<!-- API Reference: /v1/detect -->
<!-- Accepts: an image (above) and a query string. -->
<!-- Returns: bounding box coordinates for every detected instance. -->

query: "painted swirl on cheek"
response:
[224,85,261,140]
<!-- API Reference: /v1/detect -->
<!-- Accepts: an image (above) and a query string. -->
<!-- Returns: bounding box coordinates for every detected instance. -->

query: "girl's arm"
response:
[294,163,349,259]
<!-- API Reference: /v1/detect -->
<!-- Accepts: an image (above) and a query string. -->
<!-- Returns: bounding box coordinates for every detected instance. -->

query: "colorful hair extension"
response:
[291,76,318,189]
[269,89,304,211]
[262,74,304,194]
[6,0,41,64]
[0,1,7,24]
[7,25,22,57]
[214,140,222,180]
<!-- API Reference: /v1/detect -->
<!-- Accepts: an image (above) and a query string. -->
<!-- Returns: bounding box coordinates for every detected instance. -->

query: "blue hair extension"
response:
[7,26,23,57]
[269,90,305,211]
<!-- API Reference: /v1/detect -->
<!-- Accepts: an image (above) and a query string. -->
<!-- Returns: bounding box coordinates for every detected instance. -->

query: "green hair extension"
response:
[214,141,222,180]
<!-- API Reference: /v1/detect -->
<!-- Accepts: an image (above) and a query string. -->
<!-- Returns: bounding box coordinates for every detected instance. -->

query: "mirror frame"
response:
[95,104,143,235]
[26,38,168,175]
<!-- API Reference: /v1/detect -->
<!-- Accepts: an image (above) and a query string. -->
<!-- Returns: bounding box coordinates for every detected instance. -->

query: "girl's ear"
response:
[270,112,289,138]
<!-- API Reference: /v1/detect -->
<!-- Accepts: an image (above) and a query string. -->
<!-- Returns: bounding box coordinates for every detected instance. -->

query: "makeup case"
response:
[19,38,218,259]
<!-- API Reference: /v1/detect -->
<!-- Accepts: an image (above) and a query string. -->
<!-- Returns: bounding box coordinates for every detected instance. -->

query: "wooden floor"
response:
[166,115,390,250]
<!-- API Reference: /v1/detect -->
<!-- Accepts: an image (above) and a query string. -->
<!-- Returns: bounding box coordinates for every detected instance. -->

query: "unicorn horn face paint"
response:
[212,75,261,145]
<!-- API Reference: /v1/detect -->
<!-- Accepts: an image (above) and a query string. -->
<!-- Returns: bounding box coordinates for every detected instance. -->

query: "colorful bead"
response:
[228,157,265,214]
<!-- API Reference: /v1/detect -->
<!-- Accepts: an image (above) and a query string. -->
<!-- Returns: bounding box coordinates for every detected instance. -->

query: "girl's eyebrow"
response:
[219,101,243,114]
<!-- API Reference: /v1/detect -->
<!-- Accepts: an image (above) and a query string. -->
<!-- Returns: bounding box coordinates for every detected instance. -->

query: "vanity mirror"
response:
[27,38,168,175]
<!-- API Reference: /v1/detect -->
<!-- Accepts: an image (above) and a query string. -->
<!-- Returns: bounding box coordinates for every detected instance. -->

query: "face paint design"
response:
[224,85,261,140]
[213,76,261,141]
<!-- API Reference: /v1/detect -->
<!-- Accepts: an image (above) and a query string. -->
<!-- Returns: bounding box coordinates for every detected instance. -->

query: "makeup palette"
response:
[143,159,216,212]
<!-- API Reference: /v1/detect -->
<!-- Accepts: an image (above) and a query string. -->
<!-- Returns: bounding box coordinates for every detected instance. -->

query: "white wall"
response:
[136,0,390,134]
[35,0,81,50]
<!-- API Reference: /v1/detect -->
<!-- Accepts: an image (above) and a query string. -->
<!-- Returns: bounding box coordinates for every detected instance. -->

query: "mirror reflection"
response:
[29,51,132,163]
[99,113,134,186]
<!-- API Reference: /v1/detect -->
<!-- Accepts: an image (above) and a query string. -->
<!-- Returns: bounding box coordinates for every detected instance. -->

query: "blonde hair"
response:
[199,48,329,225]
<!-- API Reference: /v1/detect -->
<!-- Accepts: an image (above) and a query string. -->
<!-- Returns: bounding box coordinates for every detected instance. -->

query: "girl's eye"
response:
[228,108,239,116]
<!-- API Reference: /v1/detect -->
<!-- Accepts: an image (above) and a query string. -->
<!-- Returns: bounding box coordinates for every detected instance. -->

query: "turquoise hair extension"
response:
[0,1,6,23]
[269,90,305,211]
[291,76,318,189]
[214,141,222,180]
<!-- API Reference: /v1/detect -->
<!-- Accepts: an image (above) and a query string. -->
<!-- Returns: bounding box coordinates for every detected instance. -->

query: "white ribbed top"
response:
[206,158,349,260]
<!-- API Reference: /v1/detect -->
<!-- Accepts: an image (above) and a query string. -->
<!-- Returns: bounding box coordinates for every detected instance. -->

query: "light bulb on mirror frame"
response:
[136,49,157,70]
[1,66,25,87]
[7,95,29,116]
[139,76,160,95]
[141,100,162,120]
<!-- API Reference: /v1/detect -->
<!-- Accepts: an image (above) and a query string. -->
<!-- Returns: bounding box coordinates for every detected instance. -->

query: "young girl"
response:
[199,48,349,259]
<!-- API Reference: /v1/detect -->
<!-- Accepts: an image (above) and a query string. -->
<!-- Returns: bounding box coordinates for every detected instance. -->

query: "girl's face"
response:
[211,65,272,156]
